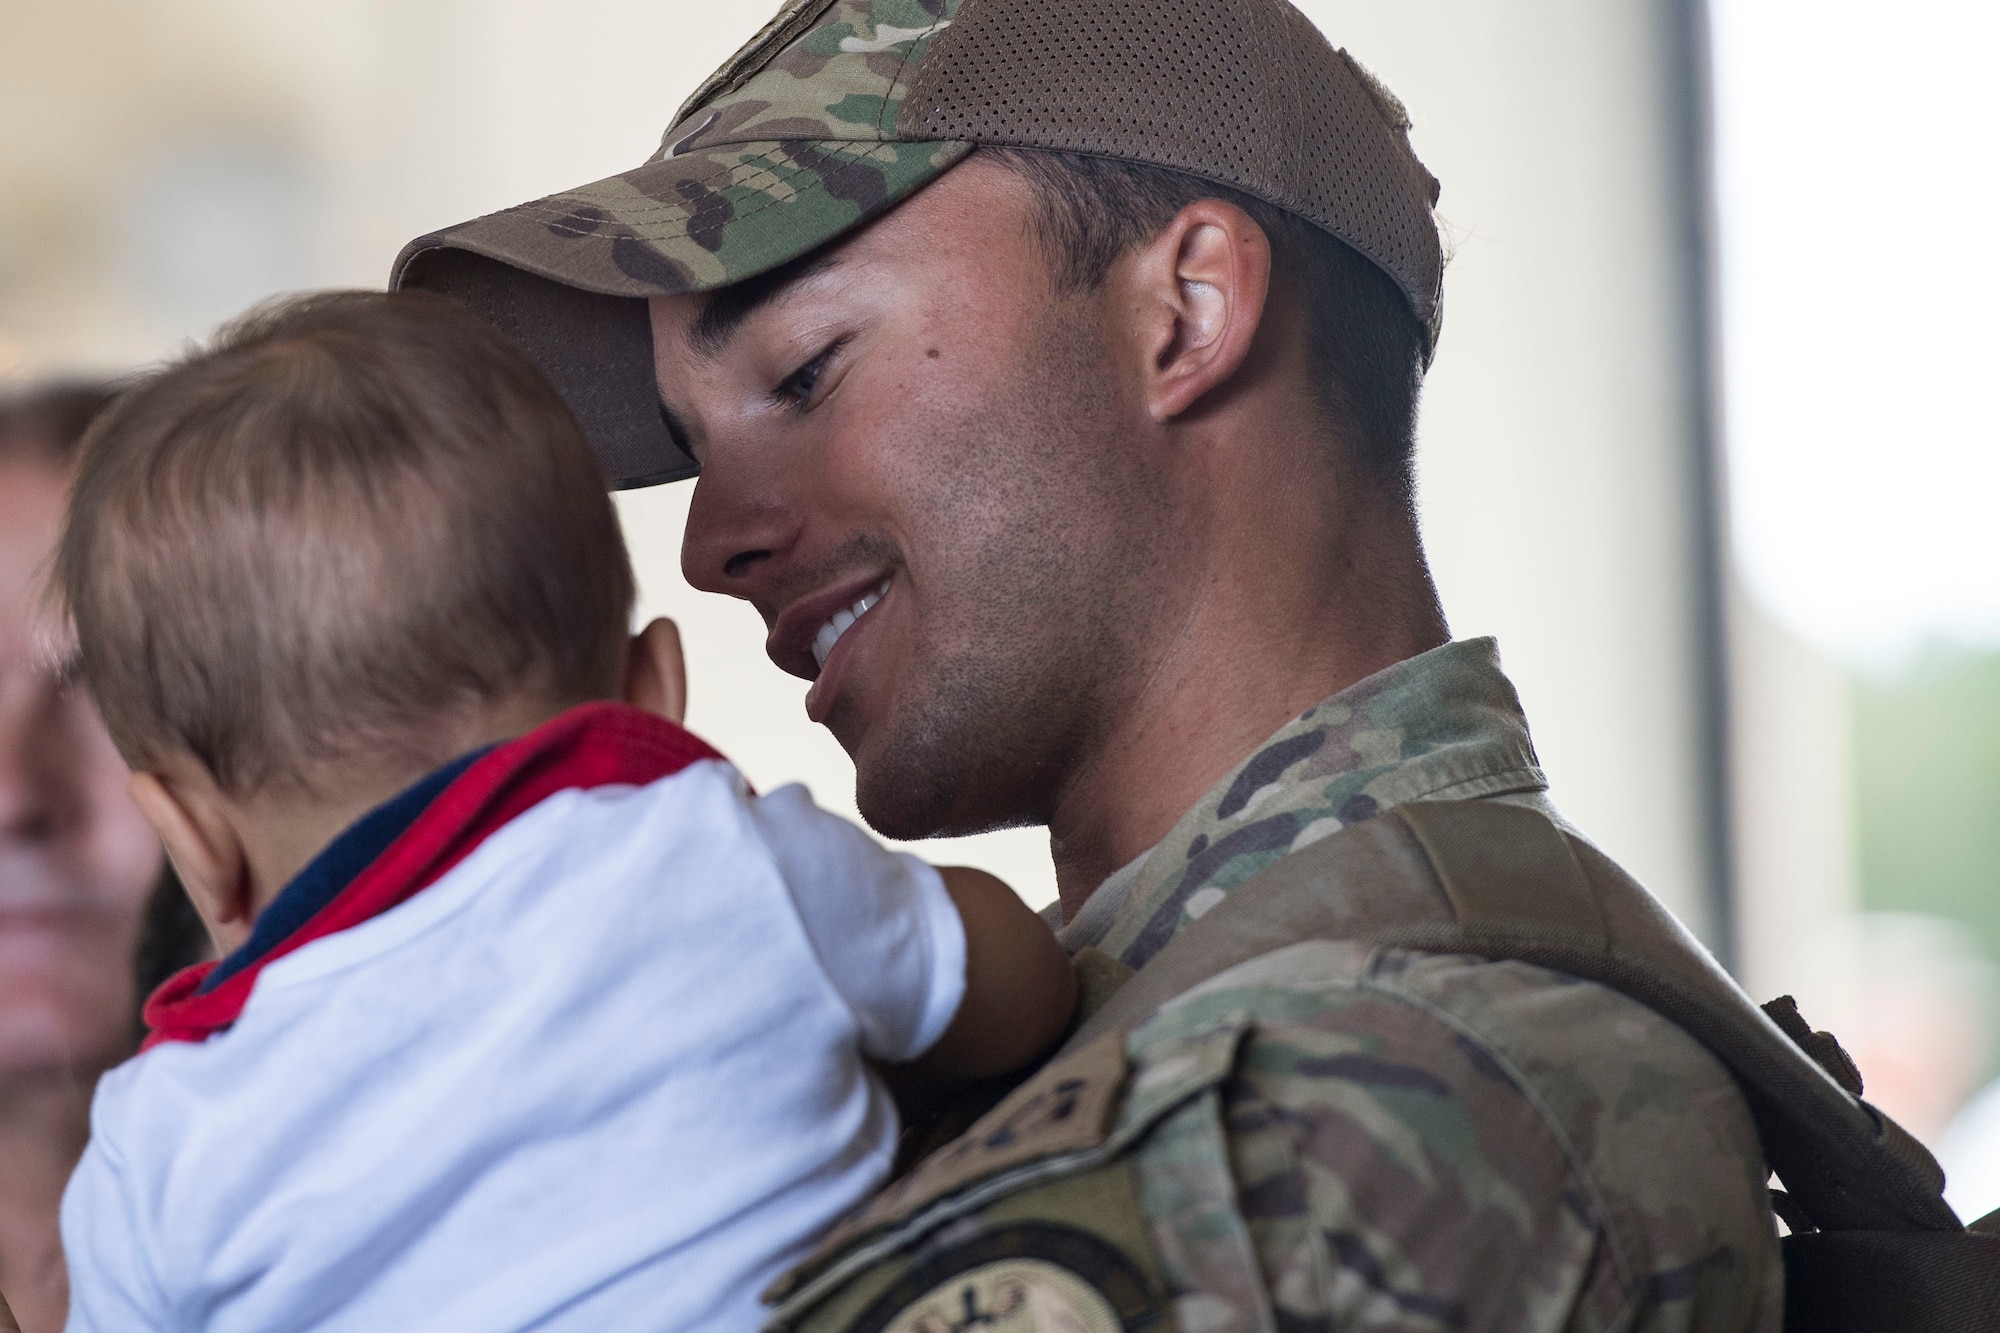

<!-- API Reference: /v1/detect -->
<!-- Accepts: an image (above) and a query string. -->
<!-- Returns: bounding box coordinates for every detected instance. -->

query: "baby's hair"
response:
[55,289,635,797]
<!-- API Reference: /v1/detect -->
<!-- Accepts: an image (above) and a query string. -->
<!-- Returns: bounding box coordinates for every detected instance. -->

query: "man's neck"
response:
[1044,491,1447,922]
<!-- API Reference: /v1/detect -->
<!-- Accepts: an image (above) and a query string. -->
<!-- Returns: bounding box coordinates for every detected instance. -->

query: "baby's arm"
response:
[901,868,1078,1084]
[740,782,1076,1090]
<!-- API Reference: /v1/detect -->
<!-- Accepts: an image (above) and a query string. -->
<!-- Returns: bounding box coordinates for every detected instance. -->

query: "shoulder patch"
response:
[827,1032,1128,1256]
[770,1015,1250,1325]
[846,1224,1160,1333]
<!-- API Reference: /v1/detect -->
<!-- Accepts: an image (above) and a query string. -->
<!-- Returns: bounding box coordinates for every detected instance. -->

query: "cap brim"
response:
[393,138,971,489]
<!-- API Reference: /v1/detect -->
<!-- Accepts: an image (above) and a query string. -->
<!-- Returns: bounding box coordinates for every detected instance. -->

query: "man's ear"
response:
[1122,198,1274,423]
[624,617,688,724]
[127,768,252,949]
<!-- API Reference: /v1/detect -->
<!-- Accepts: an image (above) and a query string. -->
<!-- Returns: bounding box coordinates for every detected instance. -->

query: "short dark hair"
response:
[56,290,635,797]
[980,148,1428,499]
[0,380,120,466]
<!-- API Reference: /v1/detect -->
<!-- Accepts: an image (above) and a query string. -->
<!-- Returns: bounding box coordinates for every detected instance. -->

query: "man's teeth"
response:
[812,579,891,670]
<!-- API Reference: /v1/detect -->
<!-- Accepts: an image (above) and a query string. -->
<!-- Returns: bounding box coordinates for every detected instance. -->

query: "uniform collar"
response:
[143,703,721,1049]
[1089,637,1548,969]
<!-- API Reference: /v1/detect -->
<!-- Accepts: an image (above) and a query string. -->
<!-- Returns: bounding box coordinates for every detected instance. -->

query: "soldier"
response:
[394,0,1787,1326]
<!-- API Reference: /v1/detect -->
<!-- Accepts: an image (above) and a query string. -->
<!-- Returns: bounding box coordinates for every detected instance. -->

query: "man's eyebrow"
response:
[686,252,842,361]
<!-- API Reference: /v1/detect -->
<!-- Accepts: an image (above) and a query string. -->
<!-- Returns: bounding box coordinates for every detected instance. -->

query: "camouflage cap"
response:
[392,0,1444,488]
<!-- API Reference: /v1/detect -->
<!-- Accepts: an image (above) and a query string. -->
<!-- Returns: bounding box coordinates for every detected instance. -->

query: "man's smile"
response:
[811,577,890,672]
[765,568,901,724]
[800,574,892,724]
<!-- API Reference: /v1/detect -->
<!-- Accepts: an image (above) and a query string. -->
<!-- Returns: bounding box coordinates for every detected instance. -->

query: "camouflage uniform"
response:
[770,639,1782,1331]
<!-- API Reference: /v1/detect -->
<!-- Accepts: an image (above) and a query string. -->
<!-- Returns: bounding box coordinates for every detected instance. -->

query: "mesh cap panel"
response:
[897,0,1443,338]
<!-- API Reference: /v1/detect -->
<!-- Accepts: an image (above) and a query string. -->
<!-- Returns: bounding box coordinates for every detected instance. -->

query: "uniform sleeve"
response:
[744,783,968,1063]
[60,1119,173,1333]
[1135,948,1783,1333]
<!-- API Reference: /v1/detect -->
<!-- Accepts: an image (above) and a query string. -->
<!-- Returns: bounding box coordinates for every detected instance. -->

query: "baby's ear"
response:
[127,768,250,949]
[624,617,688,724]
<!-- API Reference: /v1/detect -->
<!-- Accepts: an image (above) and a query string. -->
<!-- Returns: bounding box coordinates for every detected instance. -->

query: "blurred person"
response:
[0,384,171,1333]
[54,292,1075,1333]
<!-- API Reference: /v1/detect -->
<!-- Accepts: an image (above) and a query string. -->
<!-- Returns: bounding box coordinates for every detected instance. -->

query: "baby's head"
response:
[56,290,669,947]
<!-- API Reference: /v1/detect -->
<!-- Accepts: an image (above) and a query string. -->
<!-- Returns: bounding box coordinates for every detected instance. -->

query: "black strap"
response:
[1783,1230,2000,1332]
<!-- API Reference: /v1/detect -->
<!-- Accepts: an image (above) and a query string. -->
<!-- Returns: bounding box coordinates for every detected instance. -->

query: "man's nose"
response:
[679,456,805,606]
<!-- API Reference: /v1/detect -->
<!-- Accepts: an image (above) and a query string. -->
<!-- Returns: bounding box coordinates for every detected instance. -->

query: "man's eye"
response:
[777,341,844,408]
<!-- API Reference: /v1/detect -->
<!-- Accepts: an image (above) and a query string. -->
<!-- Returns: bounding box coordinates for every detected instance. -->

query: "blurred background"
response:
[1,0,1994,1209]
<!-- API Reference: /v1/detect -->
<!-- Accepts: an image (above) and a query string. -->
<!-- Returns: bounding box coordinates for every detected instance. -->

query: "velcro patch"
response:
[822,1031,1129,1255]
[846,1224,1162,1333]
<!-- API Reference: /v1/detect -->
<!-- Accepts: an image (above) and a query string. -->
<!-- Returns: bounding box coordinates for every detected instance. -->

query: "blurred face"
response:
[0,459,162,1078]
[661,162,1176,839]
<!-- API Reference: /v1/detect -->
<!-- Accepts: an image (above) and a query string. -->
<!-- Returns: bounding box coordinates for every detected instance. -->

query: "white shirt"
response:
[62,762,966,1332]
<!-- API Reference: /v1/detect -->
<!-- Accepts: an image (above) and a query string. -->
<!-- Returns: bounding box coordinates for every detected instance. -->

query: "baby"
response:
[53,291,1076,1331]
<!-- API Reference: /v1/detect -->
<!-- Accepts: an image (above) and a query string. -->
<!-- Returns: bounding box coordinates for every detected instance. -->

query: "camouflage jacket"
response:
[772,639,1782,1332]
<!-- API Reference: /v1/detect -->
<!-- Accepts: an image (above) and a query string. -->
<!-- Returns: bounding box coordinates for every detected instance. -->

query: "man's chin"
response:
[841,668,1064,839]
[846,737,959,839]
[851,781,957,842]
[852,750,1042,842]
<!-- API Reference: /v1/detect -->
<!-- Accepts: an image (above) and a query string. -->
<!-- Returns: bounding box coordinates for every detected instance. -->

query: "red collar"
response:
[143,703,722,1049]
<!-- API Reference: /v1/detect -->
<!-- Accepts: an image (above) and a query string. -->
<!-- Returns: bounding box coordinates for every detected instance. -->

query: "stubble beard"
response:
[850,303,1169,842]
